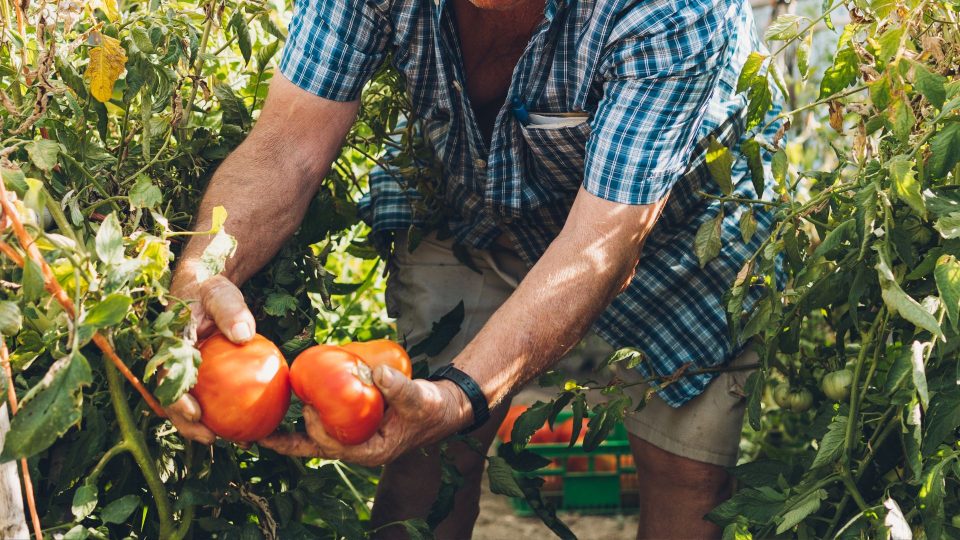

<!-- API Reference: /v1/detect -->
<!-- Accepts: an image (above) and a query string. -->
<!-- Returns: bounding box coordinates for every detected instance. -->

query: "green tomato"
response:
[822,369,854,401]
[787,388,814,413]
[952,515,960,529]
[773,383,792,408]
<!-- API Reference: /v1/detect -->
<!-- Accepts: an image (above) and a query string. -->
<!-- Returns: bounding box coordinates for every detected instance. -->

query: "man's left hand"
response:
[258,366,471,466]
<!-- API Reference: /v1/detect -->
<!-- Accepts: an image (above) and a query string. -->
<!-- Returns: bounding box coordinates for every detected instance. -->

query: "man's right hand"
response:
[164,274,258,444]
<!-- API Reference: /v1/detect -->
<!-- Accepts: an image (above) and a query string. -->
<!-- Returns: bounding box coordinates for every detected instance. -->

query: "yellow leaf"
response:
[85,32,127,103]
[210,206,228,233]
[92,0,120,21]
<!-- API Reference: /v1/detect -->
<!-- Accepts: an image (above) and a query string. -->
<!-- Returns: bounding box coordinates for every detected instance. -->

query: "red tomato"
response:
[191,334,291,442]
[341,339,412,379]
[552,417,587,445]
[290,345,384,445]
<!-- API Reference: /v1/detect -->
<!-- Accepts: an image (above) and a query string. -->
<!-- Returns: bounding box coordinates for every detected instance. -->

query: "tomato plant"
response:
[290,345,385,445]
[0,0,433,535]
[191,333,290,442]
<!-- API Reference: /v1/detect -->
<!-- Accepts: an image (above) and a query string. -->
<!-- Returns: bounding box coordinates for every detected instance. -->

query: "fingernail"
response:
[378,366,395,387]
[231,322,252,342]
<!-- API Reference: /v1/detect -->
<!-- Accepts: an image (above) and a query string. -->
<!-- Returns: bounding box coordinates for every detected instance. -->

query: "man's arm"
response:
[166,74,359,443]
[452,187,668,408]
[260,187,668,463]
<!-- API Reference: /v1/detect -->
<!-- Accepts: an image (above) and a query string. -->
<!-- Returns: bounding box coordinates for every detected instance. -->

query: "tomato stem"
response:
[106,361,175,538]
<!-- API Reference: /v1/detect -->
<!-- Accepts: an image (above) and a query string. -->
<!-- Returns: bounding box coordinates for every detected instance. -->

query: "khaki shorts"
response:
[385,234,751,467]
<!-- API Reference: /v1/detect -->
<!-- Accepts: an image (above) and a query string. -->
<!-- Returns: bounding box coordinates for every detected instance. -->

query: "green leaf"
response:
[707,486,785,525]
[763,14,806,41]
[407,301,464,358]
[22,258,44,303]
[72,483,98,520]
[0,301,22,336]
[889,156,925,217]
[934,255,960,331]
[923,188,960,217]
[737,52,767,94]
[81,294,131,329]
[264,292,298,316]
[746,76,773,130]
[1,353,92,460]
[583,397,628,451]
[909,340,930,409]
[922,390,960,455]
[819,47,858,99]
[934,213,960,239]
[129,174,162,209]
[913,61,946,109]
[919,460,947,539]
[928,122,960,179]
[797,31,813,79]
[880,282,942,337]
[62,525,89,540]
[486,456,524,498]
[694,211,724,268]
[740,209,758,244]
[100,494,141,524]
[811,415,848,468]
[741,138,765,195]
[771,149,788,187]
[891,99,915,143]
[811,219,855,260]
[511,401,552,449]
[707,138,734,195]
[397,519,433,540]
[599,347,643,370]
[876,27,903,63]
[496,441,552,472]
[95,213,124,264]
[777,489,827,534]
[25,140,60,171]
[129,26,153,53]
[230,11,252,64]
[146,341,201,406]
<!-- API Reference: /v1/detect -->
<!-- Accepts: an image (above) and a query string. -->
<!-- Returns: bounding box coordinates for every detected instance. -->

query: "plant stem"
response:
[697,191,780,207]
[840,471,869,511]
[181,0,217,126]
[86,440,130,484]
[843,309,886,470]
[105,361,175,538]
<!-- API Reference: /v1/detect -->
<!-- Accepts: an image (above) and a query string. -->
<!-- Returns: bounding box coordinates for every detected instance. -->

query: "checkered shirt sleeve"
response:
[584,0,732,205]
[278,0,390,102]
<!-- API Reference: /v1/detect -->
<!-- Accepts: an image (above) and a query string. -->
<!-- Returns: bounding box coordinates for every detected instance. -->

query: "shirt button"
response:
[451,80,462,93]
[474,158,487,169]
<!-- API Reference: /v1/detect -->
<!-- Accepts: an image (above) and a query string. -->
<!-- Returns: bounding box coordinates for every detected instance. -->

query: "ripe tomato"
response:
[553,417,587,445]
[191,334,291,442]
[290,345,384,445]
[822,369,853,401]
[341,339,412,378]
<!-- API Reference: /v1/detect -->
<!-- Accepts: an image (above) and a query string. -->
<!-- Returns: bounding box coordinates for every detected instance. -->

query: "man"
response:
[165,0,782,537]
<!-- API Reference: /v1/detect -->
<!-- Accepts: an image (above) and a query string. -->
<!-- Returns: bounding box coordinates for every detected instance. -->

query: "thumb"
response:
[374,365,420,409]
[199,275,256,343]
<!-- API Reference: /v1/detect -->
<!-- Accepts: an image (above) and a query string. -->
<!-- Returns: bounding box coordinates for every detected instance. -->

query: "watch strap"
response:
[428,365,490,434]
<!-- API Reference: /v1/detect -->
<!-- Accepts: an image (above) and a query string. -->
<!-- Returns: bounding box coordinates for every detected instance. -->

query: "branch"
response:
[0,181,166,418]
[1,341,43,540]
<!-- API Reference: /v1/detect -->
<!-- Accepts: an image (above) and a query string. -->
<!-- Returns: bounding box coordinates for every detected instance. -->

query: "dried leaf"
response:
[85,32,127,103]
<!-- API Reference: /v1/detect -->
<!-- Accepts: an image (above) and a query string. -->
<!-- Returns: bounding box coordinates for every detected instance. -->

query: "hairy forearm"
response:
[453,189,668,410]
[172,75,359,293]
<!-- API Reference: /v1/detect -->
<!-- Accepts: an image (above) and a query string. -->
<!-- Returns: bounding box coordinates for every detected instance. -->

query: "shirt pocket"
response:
[520,117,592,195]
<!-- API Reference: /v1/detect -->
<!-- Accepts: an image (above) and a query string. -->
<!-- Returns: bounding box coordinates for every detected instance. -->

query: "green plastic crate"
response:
[501,411,639,516]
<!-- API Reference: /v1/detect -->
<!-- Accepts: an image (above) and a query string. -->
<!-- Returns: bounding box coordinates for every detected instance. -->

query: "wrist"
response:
[437,379,473,431]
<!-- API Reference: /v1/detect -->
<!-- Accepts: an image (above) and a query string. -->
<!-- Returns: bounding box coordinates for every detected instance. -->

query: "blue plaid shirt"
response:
[280,0,783,406]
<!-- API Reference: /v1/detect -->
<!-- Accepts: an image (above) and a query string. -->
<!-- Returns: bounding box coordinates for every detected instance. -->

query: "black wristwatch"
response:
[428,364,490,434]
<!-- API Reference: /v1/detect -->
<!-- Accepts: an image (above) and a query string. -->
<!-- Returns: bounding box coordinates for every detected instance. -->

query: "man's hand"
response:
[163,273,258,445]
[258,366,471,466]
